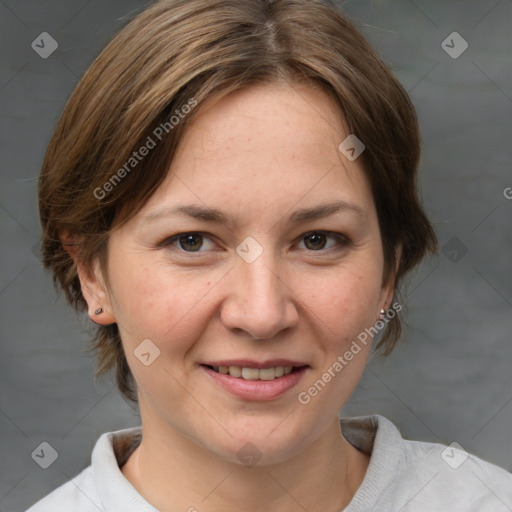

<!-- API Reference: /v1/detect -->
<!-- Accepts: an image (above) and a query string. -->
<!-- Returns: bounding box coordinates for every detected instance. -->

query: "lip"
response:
[200,361,309,401]
[201,359,308,369]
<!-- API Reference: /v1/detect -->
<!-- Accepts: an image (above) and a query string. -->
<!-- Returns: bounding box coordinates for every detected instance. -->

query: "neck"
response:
[122,415,369,511]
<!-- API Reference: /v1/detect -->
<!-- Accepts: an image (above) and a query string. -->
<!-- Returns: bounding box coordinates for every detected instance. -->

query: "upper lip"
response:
[201,359,309,369]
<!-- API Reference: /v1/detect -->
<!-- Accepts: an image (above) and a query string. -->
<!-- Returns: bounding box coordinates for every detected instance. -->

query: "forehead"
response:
[136,82,376,227]
[178,82,346,173]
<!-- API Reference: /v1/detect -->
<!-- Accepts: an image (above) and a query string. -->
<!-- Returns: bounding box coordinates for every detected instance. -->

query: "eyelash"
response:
[160,231,352,255]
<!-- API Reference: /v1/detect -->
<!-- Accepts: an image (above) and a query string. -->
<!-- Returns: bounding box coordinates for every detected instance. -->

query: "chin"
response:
[202,416,313,468]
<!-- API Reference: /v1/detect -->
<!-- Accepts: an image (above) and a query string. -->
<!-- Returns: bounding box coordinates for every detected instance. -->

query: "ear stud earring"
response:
[94,307,103,315]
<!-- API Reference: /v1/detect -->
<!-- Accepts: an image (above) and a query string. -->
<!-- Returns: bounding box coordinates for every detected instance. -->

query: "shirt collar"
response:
[92,426,157,511]
[340,414,404,511]
[90,415,403,511]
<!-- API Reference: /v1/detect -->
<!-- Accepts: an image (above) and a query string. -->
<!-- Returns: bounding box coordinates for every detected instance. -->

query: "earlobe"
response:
[60,232,116,325]
[378,262,400,321]
[90,304,115,325]
[376,289,396,323]
[379,280,397,317]
[77,260,116,325]
[381,244,402,314]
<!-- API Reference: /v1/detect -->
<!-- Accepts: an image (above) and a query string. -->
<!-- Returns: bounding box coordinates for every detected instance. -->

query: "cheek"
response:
[307,265,383,340]
[297,268,380,412]
[110,264,218,397]
[108,258,216,352]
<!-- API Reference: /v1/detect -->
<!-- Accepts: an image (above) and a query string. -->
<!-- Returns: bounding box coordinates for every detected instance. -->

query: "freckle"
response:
[206,281,211,286]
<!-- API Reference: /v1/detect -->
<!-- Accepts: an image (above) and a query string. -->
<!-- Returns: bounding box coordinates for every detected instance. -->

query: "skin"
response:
[78,81,395,511]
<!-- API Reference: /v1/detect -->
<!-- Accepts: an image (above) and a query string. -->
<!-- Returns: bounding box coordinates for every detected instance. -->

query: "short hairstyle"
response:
[39,0,438,402]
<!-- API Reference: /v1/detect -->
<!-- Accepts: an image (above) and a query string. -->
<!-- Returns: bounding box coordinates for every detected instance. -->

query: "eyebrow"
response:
[288,200,366,223]
[142,200,366,226]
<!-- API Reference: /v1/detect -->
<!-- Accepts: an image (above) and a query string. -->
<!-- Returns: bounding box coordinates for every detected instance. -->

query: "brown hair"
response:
[39,0,438,402]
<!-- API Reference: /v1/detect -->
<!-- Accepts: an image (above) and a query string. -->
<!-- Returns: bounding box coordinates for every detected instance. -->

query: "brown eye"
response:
[161,232,217,254]
[304,232,327,250]
[178,233,203,251]
[297,231,351,252]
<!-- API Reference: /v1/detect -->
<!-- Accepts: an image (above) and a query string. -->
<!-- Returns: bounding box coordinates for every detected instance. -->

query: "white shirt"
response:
[26,415,512,511]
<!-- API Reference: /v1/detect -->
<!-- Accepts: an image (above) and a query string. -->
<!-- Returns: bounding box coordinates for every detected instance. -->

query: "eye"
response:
[164,232,217,252]
[296,231,350,251]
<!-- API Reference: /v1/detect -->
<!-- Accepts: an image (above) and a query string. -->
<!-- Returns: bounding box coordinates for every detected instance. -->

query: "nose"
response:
[220,249,299,340]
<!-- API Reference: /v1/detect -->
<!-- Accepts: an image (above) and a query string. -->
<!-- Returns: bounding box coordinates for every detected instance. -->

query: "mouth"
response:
[199,360,309,401]
[201,364,304,380]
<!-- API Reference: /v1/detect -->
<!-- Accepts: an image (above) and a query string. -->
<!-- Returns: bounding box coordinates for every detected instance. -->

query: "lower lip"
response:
[202,366,308,401]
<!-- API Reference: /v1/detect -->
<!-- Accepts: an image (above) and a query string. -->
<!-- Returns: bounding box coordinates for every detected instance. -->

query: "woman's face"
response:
[88,82,394,465]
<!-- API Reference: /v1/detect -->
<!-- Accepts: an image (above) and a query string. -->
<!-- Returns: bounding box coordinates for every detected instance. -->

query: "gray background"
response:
[1,0,511,510]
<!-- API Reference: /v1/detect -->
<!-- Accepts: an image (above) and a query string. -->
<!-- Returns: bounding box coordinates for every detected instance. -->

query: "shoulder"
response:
[398,436,512,511]
[341,415,512,512]
[25,466,99,512]
[25,427,147,512]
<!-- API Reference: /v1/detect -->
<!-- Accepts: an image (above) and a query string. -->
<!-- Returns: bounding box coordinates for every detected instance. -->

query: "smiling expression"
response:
[84,81,394,465]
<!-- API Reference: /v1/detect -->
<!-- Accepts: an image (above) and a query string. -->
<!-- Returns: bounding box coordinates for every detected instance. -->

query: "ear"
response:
[379,244,402,315]
[61,232,116,325]
[77,259,116,325]
[380,286,396,317]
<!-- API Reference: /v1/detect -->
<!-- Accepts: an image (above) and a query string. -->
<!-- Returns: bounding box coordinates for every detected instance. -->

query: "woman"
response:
[29,0,511,510]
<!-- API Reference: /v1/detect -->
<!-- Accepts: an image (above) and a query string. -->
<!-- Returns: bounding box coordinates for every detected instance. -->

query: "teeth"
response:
[241,367,260,380]
[212,365,298,380]
[258,368,276,380]
[228,366,242,377]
